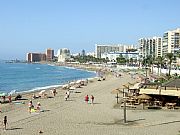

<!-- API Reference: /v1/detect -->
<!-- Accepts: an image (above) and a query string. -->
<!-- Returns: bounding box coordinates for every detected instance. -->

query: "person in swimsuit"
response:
[28,100,33,113]
[3,116,8,130]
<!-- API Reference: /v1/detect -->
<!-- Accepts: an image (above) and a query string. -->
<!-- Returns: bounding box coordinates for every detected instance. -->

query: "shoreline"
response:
[0,62,99,95]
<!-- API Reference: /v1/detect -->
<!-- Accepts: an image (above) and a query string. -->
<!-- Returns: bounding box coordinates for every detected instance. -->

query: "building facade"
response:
[101,52,139,62]
[95,44,135,58]
[162,28,180,56]
[26,53,46,62]
[81,49,85,57]
[46,48,54,61]
[139,37,162,59]
[57,48,71,62]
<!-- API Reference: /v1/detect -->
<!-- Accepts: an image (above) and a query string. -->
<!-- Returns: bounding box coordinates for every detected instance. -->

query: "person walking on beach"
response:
[91,95,94,104]
[64,92,68,101]
[3,116,8,130]
[2,96,5,103]
[28,100,33,113]
[52,88,57,97]
[85,95,89,104]
[8,95,12,103]
[67,90,70,98]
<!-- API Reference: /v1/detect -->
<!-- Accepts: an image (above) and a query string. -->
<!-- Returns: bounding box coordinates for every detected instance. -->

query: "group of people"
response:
[1,95,12,103]
[28,100,41,113]
[84,95,94,104]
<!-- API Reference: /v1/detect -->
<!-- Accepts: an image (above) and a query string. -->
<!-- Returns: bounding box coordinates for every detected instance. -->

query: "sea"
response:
[0,61,96,93]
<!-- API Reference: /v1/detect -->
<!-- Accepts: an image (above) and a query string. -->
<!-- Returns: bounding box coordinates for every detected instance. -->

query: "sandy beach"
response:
[0,73,180,135]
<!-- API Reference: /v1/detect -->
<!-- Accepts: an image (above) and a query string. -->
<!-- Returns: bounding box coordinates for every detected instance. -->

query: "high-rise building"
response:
[26,53,46,62]
[95,44,135,58]
[46,48,54,61]
[155,37,163,57]
[81,49,85,57]
[139,37,162,59]
[162,28,180,56]
[57,48,71,62]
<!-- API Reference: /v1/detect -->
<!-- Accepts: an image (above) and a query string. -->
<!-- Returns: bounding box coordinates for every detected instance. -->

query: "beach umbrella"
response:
[39,90,46,95]
[8,90,17,95]
[111,89,123,103]
[128,82,135,86]
[76,80,82,84]
[122,84,129,89]
[137,94,151,109]
[137,93,151,100]
[69,82,75,85]
[69,86,76,90]
[62,84,69,89]
[129,83,142,90]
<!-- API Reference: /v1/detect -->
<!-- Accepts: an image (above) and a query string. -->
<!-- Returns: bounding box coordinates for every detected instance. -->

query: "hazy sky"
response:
[0,0,180,60]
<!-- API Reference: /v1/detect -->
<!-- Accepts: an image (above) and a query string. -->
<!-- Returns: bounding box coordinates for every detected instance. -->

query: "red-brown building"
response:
[26,53,46,62]
[46,48,54,61]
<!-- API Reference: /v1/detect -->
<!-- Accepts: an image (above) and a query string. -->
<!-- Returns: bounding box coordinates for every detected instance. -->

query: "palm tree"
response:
[156,56,164,76]
[166,53,174,77]
[146,55,154,74]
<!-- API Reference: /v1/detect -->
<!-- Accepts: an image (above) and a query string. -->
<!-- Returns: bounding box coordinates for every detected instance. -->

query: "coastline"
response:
[0,62,98,95]
[0,62,103,111]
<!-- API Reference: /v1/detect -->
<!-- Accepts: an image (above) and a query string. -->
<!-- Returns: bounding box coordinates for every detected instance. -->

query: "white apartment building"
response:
[95,44,135,58]
[101,52,139,62]
[57,48,71,62]
[162,28,180,56]
[139,37,162,59]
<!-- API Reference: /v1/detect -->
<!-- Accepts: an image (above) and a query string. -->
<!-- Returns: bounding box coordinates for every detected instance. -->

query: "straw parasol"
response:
[137,93,152,100]
[128,82,135,86]
[122,84,129,89]
[137,94,151,109]
[111,88,123,103]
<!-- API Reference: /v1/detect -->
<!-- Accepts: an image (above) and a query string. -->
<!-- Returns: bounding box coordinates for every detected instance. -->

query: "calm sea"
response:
[0,62,96,93]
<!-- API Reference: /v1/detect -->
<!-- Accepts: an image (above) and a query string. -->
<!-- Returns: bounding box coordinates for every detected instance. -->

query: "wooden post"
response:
[124,98,127,123]
[123,89,124,97]
[116,93,119,104]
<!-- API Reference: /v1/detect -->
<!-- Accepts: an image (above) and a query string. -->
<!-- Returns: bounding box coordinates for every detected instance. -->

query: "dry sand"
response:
[0,74,180,135]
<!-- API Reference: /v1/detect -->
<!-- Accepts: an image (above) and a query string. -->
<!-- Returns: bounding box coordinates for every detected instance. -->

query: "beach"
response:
[0,73,180,135]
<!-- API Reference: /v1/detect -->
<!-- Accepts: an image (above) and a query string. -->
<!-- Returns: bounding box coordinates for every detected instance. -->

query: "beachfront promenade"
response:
[0,74,180,135]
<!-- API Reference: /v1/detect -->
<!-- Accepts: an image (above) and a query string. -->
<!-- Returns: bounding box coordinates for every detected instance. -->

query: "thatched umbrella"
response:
[122,84,129,89]
[137,93,152,100]
[111,88,123,103]
[137,94,152,109]
[128,82,135,86]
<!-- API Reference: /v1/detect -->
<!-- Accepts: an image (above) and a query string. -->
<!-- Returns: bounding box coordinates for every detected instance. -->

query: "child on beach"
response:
[36,102,41,112]
[3,116,8,130]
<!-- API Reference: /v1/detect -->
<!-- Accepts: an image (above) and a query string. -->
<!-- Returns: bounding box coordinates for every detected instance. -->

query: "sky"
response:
[0,0,180,60]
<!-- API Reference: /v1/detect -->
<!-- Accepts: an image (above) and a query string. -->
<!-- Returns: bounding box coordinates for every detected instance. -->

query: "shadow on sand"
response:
[6,127,23,131]
[97,118,145,126]
[149,120,180,127]
[82,118,145,126]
